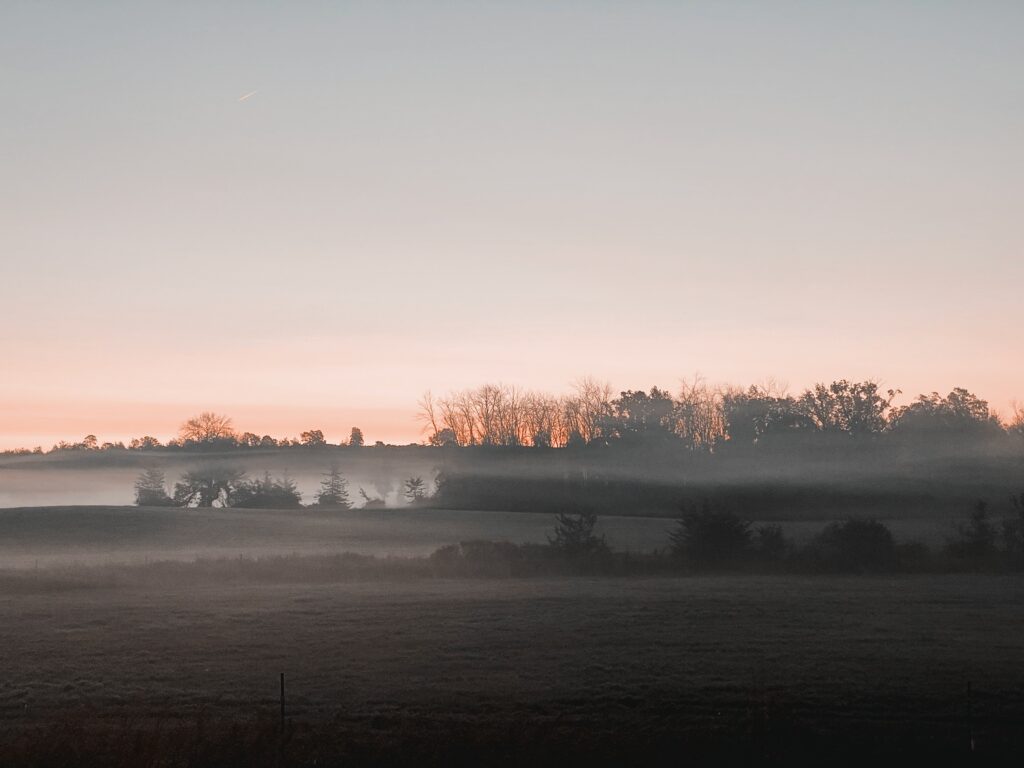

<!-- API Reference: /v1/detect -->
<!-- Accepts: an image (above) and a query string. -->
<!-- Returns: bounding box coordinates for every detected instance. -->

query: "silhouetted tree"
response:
[797,380,897,437]
[812,518,895,571]
[548,510,607,554]
[129,436,163,450]
[890,388,1002,440]
[669,501,751,565]
[316,465,351,509]
[349,427,365,447]
[178,412,236,447]
[721,384,808,446]
[233,472,302,509]
[237,432,262,448]
[607,387,676,444]
[429,428,459,447]
[674,377,726,449]
[134,467,173,506]
[404,477,427,504]
[300,429,326,447]
[172,464,245,507]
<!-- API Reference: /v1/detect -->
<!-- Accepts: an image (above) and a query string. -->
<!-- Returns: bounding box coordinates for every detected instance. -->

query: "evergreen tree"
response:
[316,465,351,509]
[548,510,607,554]
[134,467,173,506]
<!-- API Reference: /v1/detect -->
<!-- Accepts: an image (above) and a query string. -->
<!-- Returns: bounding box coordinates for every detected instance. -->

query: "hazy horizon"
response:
[3,1,1021,449]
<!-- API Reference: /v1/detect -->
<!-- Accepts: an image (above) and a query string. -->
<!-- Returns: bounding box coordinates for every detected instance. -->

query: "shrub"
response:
[810,518,895,572]
[669,501,751,567]
[232,472,303,509]
[548,510,608,556]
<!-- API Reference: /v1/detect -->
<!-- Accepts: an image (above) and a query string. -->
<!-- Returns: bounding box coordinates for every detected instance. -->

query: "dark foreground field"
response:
[3,571,1023,766]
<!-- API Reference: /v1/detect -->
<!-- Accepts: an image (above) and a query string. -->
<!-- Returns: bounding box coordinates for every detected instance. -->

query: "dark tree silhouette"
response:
[606,387,676,444]
[349,427,365,447]
[316,465,351,509]
[548,510,607,554]
[797,380,897,437]
[404,477,427,504]
[178,412,236,447]
[129,436,162,450]
[669,502,751,565]
[134,467,173,506]
[172,465,245,507]
[890,389,1001,439]
[233,472,302,509]
[812,518,895,571]
[300,429,326,447]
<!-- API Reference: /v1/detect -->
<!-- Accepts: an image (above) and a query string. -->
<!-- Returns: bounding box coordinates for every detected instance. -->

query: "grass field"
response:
[1,505,1020,765]
[2,569,1023,765]
[0,505,960,569]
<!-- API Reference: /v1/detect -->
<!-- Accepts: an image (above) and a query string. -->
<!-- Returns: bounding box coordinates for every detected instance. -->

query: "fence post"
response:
[967,680,975,754]
[280,672,286,734]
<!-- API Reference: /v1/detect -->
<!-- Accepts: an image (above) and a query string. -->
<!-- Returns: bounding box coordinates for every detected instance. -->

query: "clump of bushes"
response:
[548,510,609,556]
[669,501,751,568]
[803,518,896,572]
[231,472,303,509]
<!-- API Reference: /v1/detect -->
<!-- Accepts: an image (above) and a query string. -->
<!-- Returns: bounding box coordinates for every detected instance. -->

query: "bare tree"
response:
[178,412,236,445]
[417,391,441,443]
[674,376,726,450]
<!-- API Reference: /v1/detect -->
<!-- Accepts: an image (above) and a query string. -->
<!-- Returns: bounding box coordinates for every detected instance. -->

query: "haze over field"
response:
[2,1,1023,448]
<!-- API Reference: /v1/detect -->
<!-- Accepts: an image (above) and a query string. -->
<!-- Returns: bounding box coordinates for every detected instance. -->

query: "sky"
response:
[1,1,1022,448]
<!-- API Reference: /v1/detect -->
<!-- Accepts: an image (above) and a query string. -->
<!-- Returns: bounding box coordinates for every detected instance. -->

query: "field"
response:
[1,505,1022,765]
[3,573,1024,765]
[0,505,960,569]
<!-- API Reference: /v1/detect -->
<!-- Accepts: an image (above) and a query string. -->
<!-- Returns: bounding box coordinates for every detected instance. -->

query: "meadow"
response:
[0,504,1020,764]
[0,505,960,570]
[2,570,1023,765]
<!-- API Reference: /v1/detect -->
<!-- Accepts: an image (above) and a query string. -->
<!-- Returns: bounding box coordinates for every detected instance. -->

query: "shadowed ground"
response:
[2,573,1022,765]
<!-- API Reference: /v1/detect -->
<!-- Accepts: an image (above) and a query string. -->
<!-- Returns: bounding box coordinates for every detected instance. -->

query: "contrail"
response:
[238,90,258,102]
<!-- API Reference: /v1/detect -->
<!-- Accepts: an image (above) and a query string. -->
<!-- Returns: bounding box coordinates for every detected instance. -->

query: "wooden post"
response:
[967,680,975,754]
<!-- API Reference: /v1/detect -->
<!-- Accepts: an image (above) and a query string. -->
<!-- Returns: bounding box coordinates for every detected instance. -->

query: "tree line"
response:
[419,378,1023,449]
[440,494,1024,575]
[2,415,369,455]
[133,464,429,509]
[4,377,1023,457]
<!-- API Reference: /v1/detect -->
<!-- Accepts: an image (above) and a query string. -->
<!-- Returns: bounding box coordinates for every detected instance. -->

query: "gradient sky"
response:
[2,1,1022,448]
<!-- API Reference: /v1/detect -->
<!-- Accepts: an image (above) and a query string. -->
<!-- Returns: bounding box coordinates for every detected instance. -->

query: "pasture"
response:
[0,505,959,570]
[2,571,1023,765]
[1,505,1020,764]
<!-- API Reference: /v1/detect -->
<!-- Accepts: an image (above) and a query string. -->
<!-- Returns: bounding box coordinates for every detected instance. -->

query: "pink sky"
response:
[1,3,1021,449]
